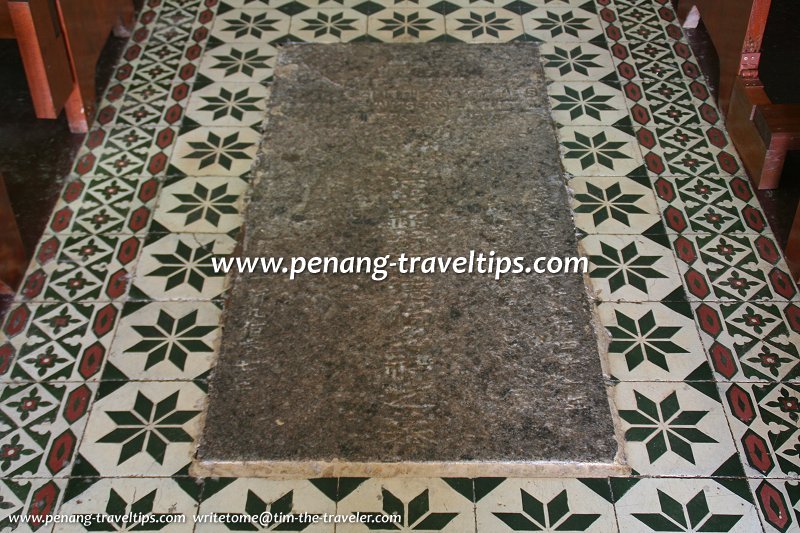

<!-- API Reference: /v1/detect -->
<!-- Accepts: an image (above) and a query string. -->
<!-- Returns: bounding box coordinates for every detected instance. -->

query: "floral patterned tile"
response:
[196,478,337,532]
[693,301,800,383]
[103,300,222,381]
[75,380,204,477]
[130,232,236,301]
[622,79,720,130]
[0,382,97,478]
[601,0,684,42]
[15,235,142,303]
[610,39,702,83]
[57,477,201,532]
[654,175,769,235]
[581,234,684,302]
[71,127,178,179]
[445,7,524,42]
[750,478,799,533]
[169,125,260,177]
[557,126,643,177]
[643,125,742,177]
[0,478,66,532]
[540,41,617,81]
[44,177,160,236]
[476,478,617,532]
[613,381,738,476]
[548,81,630,126]
[366,8,447,42]
[721,382,800,478]
[614,478,760,533]
[153,176,248,234]
[522,6,603,43]
[336,478,475,532]
[0,302,120,382]
[671,234,797,302]
[598,300,710,382]
[569,175,660,234]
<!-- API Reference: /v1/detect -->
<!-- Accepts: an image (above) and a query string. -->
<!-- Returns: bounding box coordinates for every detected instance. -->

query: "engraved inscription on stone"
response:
[199,44,617,465]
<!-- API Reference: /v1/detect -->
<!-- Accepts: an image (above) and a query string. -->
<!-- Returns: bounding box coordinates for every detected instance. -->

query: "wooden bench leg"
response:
[64,84,89,134]
[0,174,26,292]
[785,202,800,282]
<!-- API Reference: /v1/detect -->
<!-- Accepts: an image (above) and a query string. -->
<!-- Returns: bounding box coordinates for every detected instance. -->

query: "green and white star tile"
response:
[557,126,644,176]
[290,9,368,42]
[614,478,761,533]
[196,478,337,532]
[547,81,630,126]
[598,300,710,382]
[721,382,800,479]
[654,175,770,235]
[539,41,617,81]
[210,7,292,44]
[196,41,277,84]
[521,6,603,43]
[671,234,798,302]
[57,477,201,532]
[76,380,204,477]
[444,8,524,43]
[14,234,142,303]
[582,234,683,302]
[153,176,248,234]
[0,302,120,383]
[103,300,222,381]
[749,478,799,533]
[169,126,261,177]
[336,478,474,532]
[366,8,447,42]
[185,83,270,129]
[130,232,236,301]
[568,176,661,234]
[475,478,617,532]
[693,301,800,383]
[613,381,738,476]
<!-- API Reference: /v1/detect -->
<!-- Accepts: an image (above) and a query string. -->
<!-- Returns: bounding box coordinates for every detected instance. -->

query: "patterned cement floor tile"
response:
[153,176,248,233]
[1,302,119,383]
[598,300,710,382]
[367,8,447,41]
[750,478,799,533]
[15,235,142,303]
[693,301,800,383]
[548,81,630,126]
[0,478,66,532]
[444,7,524,42]
[169,126,261,177]
[0,381,96,478]
[475,478,617,532]
[721,382,800,478]
[72,127,178,179]
[289,9,368,41]
[654,175,769,235]
[336,478,475,532]
[522,6,603,43]
[569,175,661,234]
[197,478,337,532]
[44,177,160,236]
[613,381,739,476]
[672,234,798,302]
[558,125,643,177]
[103,300,222,381]
[130,232,236,301]
[210,7,292,44]
[56,477,201,532]
[582,234,684,302]
[197,41,277,84]
[76,380,204,477]
[614,478,761,533]
[185,82,270,129]
[540,41,617,81]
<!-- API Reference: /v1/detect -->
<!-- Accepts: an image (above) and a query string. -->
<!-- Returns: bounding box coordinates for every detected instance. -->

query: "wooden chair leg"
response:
[785,202,800,282]
[113,0,135,38]
[0,174,27,291]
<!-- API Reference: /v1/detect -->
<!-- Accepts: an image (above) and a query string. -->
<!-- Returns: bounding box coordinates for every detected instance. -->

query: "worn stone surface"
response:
[200,43,618,465]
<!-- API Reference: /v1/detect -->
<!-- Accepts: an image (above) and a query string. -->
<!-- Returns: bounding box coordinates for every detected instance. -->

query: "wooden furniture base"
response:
[0,0,134,133]
[0,174,26,292]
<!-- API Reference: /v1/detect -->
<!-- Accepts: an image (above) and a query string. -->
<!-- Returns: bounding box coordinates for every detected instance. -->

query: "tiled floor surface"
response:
[1,0,799,531]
